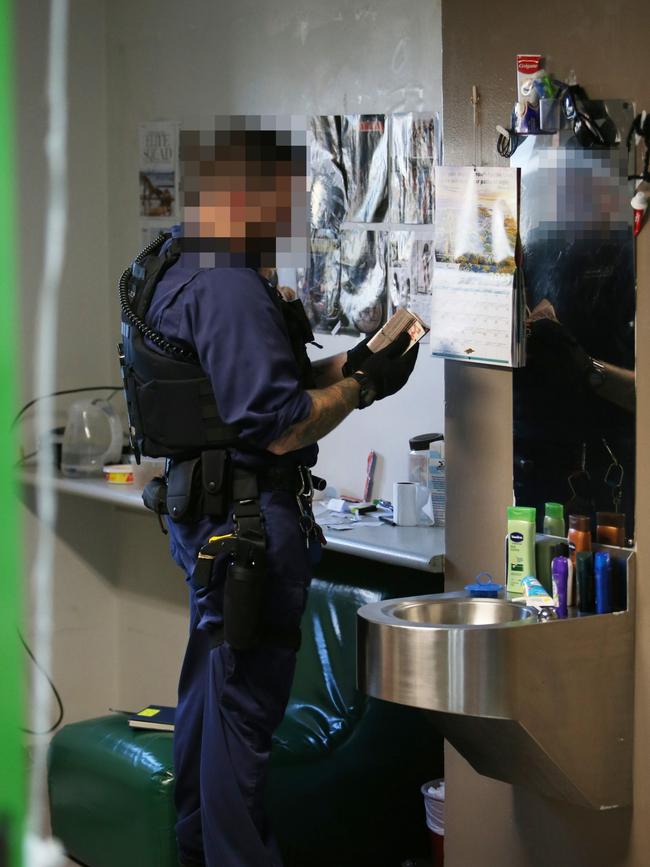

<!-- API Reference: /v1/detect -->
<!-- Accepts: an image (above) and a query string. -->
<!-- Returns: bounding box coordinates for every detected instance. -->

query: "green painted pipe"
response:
[0,1,25,865]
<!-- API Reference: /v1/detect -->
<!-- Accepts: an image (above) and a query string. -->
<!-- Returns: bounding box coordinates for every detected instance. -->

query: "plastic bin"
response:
[421,779,445,867]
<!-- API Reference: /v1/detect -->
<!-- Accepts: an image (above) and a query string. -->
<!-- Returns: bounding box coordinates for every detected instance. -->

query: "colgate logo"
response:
[518,55,542,74]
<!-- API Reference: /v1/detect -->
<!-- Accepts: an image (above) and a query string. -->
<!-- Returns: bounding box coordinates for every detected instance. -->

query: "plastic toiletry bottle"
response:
[568,514,591,566]
[408,433,445,527]
[428,438,446,528]
[535,537,557,596]
[543,502,565,537]
[551,555,569,619]
[408,434,440,486]
[507,506,536,594]
[596,512,626,547]
[594,550,613,614]
[576,551,595,614]
[553,541,575,607]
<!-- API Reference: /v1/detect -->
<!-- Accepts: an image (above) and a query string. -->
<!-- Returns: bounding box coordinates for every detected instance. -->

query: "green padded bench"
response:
[49,560,442,867]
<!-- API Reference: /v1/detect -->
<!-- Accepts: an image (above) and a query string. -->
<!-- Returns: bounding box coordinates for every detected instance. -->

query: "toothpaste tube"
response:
[515,54,544,134]
[520,575,555,607]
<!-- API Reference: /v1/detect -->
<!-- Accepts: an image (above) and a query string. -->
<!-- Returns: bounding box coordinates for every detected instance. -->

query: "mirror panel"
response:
[512,100,635,541]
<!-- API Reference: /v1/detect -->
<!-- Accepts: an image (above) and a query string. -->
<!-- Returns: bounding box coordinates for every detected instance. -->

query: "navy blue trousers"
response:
[173,492,314,867]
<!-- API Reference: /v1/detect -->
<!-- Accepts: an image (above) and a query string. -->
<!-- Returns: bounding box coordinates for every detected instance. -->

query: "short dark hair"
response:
[180,126,306,203]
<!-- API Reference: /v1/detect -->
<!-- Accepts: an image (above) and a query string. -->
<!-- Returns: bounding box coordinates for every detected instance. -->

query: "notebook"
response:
[127,704,175,732]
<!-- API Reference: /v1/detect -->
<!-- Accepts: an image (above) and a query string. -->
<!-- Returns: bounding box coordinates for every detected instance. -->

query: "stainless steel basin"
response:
[357,592,539,723]
[357,555,636,811]
[390,597,536,626]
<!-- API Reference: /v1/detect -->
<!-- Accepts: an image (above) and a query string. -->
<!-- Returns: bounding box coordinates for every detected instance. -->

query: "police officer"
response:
[119,124,418,867]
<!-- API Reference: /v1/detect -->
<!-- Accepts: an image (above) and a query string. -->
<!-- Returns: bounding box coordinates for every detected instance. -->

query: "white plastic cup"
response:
[393,482,418,526]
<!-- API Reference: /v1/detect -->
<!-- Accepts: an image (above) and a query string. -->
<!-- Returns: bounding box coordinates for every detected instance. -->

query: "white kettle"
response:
[61,399,123,477]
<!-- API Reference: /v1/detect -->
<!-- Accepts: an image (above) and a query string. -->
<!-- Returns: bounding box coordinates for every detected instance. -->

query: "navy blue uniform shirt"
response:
[145,227,318,577]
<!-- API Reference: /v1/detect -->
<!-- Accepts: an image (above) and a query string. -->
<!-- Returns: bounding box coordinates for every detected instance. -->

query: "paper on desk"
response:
[327,518,383,531]
[313,503,383,530]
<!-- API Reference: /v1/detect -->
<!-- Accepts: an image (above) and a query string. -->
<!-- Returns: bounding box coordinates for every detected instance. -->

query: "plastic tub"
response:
[103,464,135,484]
[421,779,444,867]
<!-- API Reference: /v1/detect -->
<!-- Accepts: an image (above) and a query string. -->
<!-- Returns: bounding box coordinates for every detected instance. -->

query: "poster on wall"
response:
[387,230,434,332]
[309,115,347,232]
[299,231,341,333]
[338,229,387,336]
[389,113,439,224]
[429,166,522,366]
[299,230,388,337]
[138,121,179,243]
[341,115,389,223]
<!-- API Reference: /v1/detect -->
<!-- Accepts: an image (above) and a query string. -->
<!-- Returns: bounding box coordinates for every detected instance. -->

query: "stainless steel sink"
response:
[389,597,536,626]
[357,554,636,810]
[357,592,539,721]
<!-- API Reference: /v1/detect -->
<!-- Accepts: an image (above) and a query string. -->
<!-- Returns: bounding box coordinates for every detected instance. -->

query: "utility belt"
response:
[142,450,325,651]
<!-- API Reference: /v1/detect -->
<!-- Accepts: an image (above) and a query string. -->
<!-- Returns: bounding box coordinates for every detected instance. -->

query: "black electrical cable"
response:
[496,125,520,159]
[18,628,65,735]
[627,112,650,182]
[119,232,199,362]
[12,386,123,429]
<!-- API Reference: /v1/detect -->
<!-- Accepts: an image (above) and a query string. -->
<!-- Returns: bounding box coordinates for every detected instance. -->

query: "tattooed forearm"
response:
[267,378,360,455]
[311,352,348,387]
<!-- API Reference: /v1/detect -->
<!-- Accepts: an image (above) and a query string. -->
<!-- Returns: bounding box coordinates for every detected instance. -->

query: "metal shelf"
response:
[20,469,445,573]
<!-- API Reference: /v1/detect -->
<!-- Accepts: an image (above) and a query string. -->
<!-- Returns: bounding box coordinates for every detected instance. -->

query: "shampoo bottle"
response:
[552,555,569,619]
[543,502,565,537]
[568,514,591,565]
[594,550,613,614]
[576,551,595,613]
[553,541,575,607]
[507,506,536,594]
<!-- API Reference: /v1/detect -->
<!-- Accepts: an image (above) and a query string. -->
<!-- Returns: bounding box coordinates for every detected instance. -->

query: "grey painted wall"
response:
[17,0,113,403]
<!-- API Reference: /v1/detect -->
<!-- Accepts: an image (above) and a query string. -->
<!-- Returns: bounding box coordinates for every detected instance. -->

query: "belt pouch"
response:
[166,457,200,522]
[201,449,229,518]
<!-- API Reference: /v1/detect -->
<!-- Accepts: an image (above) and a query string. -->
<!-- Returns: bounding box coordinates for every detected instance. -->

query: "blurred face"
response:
[183,159,300,249]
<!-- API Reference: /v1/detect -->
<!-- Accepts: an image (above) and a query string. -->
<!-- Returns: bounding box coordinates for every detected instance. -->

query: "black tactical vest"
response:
[118,233,316,462]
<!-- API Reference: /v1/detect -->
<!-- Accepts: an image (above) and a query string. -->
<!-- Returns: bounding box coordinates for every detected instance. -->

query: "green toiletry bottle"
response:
[543,502,565,537]
[507,506,536,594]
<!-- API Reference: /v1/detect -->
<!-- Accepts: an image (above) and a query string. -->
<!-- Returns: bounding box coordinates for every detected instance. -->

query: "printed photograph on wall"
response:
[138,120,178,234]
[299,231,341,333]
[308,115,346,232]
[341,114,388,223]
[387,230,434,330]
[434,166,517,273]
[301,113,440,336]
[338,229,387,336]
[390,113,439,224]
[139,171,175,217]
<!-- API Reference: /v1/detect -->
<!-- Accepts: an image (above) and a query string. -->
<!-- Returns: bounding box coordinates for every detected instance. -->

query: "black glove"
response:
[342,334,373,377]
[356,332,419,403]
[526,318,592,394]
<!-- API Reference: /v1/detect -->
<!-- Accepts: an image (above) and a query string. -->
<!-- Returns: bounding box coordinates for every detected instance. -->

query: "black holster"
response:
[224,560,266,650]
[191,469,269,651]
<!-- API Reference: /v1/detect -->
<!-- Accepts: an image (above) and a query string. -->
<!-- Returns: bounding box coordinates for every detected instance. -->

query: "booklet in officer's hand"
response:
[367,308,429,354]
